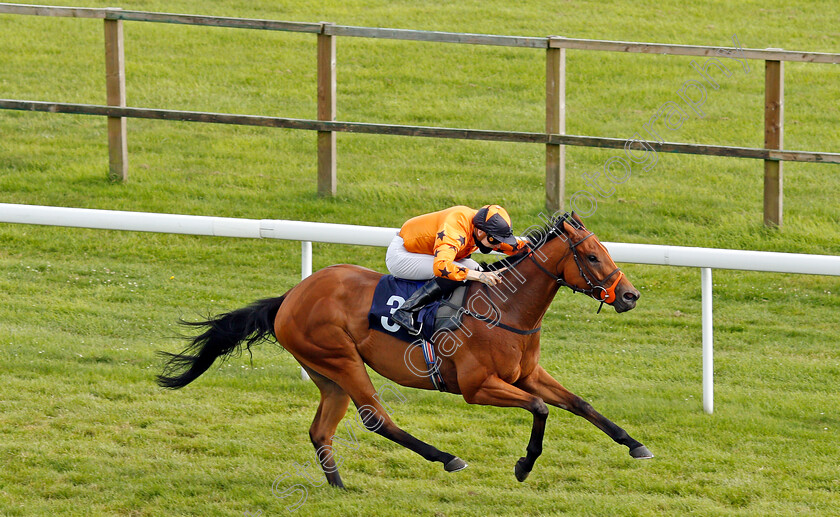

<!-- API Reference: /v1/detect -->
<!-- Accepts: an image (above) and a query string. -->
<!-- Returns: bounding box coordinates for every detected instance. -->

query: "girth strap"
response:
[419,339,447,392]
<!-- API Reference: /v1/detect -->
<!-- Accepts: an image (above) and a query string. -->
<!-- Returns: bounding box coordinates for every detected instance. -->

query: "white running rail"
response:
[3,203,839,413]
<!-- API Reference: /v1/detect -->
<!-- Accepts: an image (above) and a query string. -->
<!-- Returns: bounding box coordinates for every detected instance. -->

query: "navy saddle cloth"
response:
[368,275,465,344]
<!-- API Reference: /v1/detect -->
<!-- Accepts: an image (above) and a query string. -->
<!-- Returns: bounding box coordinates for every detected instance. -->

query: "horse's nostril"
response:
[623,291,638,302]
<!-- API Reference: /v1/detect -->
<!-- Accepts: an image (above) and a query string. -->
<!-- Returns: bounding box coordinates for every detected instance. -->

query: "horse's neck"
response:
[491,240,569,330]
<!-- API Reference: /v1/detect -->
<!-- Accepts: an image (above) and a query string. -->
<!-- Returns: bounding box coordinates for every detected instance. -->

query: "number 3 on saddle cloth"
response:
[367,276,468,391]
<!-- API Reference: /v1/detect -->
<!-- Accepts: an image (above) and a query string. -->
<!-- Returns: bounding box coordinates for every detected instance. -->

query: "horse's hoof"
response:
[629,445,654,459]
[514,457,530,482]
[444,457,468,472]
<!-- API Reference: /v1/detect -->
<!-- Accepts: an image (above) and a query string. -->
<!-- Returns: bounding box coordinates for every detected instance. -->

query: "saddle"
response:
[368,276,469,344]
[367,276,471,393]
[433,285,469,335]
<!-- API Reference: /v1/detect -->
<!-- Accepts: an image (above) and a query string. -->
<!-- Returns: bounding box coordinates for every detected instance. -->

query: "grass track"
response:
[1,1,839,516]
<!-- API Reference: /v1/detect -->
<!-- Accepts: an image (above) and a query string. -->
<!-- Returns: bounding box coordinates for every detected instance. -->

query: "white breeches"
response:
[385,235,479,280]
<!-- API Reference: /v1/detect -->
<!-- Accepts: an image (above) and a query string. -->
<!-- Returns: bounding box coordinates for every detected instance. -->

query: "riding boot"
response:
[391,279,446,335]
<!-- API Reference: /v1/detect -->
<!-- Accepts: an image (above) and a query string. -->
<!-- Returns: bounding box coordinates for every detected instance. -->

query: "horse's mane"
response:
[480,212,582,272]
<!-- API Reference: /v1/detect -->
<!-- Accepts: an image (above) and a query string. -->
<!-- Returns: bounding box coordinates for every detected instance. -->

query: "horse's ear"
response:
[571,211,587,229]
[558,217,577,239]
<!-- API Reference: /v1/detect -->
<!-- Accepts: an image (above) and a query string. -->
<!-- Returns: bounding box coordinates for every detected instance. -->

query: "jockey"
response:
[386,204,528,335]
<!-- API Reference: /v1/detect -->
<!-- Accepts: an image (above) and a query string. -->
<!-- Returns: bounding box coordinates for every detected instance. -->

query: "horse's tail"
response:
[157,296,285,389]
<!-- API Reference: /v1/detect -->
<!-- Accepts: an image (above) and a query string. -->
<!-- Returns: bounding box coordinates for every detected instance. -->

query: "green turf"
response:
[1,1,839,516]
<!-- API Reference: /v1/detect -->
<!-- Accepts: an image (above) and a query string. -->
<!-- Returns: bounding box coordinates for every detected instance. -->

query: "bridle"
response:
[525,219,625,314]
[462,226,623,335]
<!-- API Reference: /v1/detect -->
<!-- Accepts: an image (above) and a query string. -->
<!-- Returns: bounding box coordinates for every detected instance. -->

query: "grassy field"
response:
[1,1,839,516]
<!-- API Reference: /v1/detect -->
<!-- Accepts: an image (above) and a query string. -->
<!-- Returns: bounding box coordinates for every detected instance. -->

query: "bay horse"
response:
[158,212,652,488]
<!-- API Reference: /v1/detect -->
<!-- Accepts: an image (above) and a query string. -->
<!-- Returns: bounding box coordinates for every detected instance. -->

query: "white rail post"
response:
[701,267,714,414]
[300,241,313,381]
[301,241,313,280]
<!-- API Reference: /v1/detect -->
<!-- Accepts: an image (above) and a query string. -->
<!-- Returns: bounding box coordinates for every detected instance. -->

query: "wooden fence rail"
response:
[3,99,838,165]
[1,3,838,226]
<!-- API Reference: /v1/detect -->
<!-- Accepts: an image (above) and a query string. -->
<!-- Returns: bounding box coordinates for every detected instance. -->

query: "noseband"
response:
[527,226,624,313]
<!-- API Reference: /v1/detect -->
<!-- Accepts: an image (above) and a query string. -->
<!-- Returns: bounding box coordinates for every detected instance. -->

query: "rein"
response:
[460,214,623,332]
[435,248,539,335]
[460,284,543,335]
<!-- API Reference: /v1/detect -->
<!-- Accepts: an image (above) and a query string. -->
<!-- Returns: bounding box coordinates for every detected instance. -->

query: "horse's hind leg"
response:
[327,360,467,474]
[304,366,351,489]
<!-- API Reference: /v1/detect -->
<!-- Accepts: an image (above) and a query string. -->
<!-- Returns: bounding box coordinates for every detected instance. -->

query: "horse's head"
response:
[551,213,640,313]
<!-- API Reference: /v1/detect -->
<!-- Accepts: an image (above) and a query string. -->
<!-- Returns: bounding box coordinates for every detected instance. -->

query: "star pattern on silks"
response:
[457,235,466,246]
[437,230,446,240]
[448,244,458,251]
[438,267,451,278]
[433,249,441,257]
[457,266,467,274]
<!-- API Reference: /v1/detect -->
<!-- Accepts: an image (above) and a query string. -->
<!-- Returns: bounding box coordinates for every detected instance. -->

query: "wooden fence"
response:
[1,3,839,226]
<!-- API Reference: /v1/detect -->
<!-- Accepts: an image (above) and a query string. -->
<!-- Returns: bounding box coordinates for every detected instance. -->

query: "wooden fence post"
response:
[546,41,565,213]
[764,59,784,227]
[104,12,128,182]
[317,23,337,196]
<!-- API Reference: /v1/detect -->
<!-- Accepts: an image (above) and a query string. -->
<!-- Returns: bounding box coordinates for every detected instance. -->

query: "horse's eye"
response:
[587,255,598,263]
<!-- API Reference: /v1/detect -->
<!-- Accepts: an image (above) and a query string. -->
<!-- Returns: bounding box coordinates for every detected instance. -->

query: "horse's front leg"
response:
[462,375,549,482]
[516,365,653,459]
